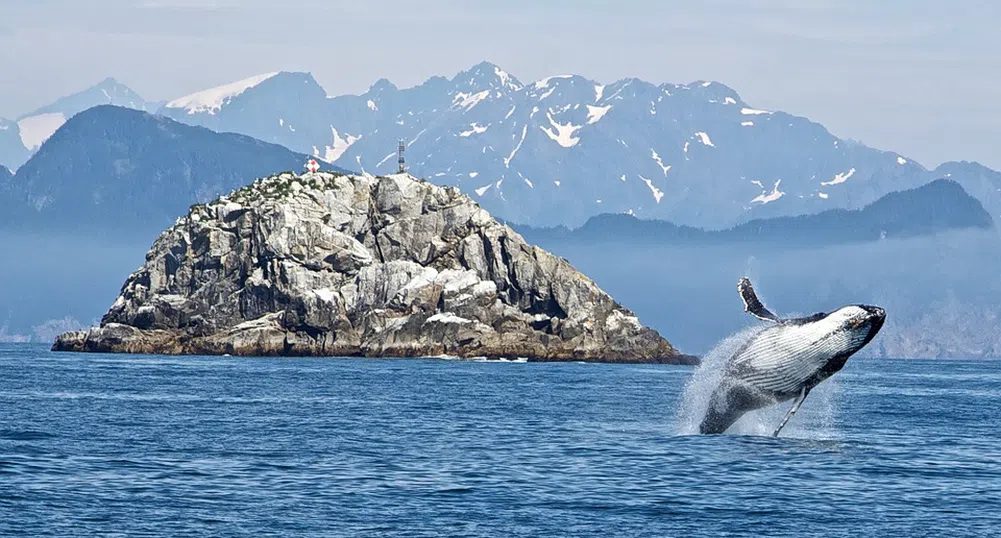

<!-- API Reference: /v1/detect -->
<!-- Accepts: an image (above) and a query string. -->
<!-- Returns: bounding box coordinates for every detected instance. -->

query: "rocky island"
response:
[54,172,694,364]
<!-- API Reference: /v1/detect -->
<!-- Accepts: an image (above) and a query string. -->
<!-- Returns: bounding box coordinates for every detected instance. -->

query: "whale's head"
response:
[827,304,886,353]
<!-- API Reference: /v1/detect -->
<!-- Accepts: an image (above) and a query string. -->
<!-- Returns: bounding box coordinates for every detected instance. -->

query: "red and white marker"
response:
[304,159,320,173]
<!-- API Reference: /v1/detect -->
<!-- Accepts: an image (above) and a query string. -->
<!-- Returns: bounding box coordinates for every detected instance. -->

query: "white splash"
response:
[639,175,664,203]
[751,179,784,204]
[676,325,843,438]
[820,168,856,186]
[585,104,612,125]
[165,72,278,115]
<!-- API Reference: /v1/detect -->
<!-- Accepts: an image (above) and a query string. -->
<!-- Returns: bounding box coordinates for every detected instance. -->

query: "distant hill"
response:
[0,106,346,238]
[515,179,992,247]
[0,78,155,171]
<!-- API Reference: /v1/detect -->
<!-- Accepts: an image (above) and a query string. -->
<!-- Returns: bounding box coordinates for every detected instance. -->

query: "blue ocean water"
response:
[1,343,999,537]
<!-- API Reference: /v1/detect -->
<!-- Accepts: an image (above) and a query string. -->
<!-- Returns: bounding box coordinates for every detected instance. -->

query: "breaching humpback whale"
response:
[699,277,885,436]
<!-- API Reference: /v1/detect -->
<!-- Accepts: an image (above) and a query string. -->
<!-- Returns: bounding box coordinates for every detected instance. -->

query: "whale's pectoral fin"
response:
[772,387,810,437]
[738,277,781,322]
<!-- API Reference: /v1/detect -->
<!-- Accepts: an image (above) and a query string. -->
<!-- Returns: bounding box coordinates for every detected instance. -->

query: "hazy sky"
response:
[2,0,999,169]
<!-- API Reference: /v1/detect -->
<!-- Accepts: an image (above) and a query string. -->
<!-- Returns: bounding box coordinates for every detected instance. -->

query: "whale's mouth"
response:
[860,305,886,347]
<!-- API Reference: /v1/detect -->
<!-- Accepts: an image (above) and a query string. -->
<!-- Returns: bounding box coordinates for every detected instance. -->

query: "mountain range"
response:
[154,62,1001,229]
[4,63,1001,230]
[0,106,336,238]
[517,179,993,247]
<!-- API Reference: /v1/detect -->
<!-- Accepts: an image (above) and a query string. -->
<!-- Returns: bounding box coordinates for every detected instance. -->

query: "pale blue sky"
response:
[1,0,999,169]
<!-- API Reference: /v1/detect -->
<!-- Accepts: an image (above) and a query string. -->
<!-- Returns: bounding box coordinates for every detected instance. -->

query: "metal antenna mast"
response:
[397,140,406,174]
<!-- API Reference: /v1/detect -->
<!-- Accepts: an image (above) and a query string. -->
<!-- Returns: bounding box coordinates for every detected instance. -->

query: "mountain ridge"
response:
[0,105,348,239]
[0,78,154,171]
[149,62,1001,229]
[515,178,992,247]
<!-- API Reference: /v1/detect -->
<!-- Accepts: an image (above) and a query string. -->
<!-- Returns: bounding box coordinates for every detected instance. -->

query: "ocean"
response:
[1,343,999,537]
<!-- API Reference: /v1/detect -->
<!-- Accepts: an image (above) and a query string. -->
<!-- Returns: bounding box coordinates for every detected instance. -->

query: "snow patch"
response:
[585,104,612,125]
[165,72,278,115]
[469,172,479,178]
[475,184,491,196]
[504,125,527,167]
[459,123,489,137]
[554,180,561,187]
[494,66,522,90]
[324,127,361,163]
[820,168,856,186]
[724,97,737,105]
[818,192,829,199]
[639,175,664,203]
[897,156,907,165]
[741,107,771,115]
[650,149,671,176]
[540,113,581,148]
[367,99,378,111]
[594,84,605,102]
[741,121,754,126]
[408,128,427,147]
[452,90,490,111]
[376,152,396,167]
[17,113,66,150]
[534,75,572,89]
[505,106,516,120]
[694,132,715,147]
[751,179,785,204]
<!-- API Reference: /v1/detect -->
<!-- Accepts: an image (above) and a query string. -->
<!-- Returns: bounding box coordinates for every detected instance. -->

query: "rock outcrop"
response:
[54,172,693,363]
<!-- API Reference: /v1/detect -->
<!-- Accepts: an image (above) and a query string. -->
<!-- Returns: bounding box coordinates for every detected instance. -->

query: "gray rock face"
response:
[54,172,692,363]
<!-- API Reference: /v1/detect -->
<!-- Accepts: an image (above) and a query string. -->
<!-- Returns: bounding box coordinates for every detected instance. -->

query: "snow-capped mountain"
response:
[0,78,154,171]
[156,61,994,228]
